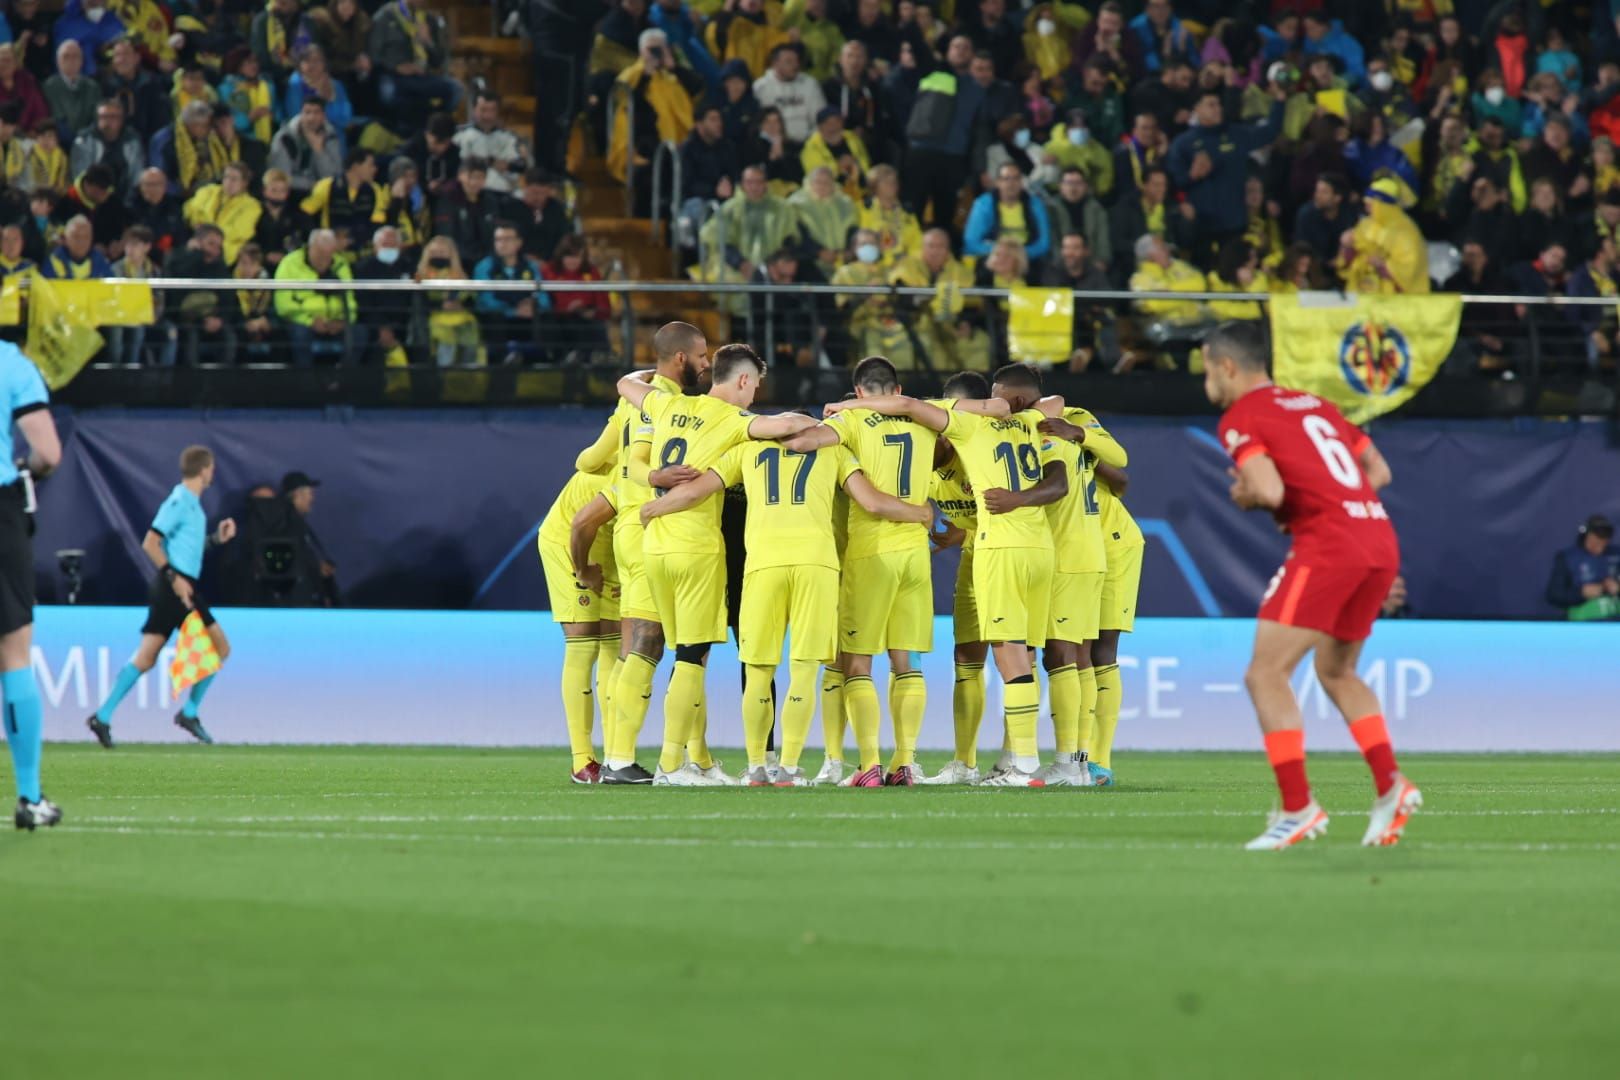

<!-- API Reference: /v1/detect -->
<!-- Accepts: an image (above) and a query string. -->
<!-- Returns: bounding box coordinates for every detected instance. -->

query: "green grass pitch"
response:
[3,746,1617,1078]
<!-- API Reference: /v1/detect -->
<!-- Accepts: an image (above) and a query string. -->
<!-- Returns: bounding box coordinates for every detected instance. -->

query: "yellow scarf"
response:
[173,127,238,191]
[391,1,430,66]
[0,138,24,186]
[237,275,271,317]
[230,76,274,143]
[26,145,67,192]
[264,1,312,67]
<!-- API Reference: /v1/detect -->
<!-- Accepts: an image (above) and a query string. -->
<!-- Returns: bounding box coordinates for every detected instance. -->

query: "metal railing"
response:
[648,138,682,272]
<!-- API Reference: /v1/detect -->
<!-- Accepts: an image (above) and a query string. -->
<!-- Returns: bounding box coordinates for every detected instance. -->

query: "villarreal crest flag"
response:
[1269,292,1462,424]
[170,612,221,696]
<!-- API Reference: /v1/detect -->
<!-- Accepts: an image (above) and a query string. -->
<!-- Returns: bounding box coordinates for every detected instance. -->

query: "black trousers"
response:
[902,147,969,233]
[533,50,585,175]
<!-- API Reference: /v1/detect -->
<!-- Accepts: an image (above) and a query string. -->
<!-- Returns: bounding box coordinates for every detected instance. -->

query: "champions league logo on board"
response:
[1337,320,1412,397]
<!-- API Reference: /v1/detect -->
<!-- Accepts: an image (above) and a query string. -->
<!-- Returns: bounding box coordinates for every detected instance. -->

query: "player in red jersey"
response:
[1203,323,1422,851]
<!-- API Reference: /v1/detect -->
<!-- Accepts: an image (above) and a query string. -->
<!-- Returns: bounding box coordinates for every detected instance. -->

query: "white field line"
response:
[72,807,1620,825]
[59,823,1620,855]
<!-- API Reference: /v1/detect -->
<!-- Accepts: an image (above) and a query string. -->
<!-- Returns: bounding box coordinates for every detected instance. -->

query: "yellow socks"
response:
[743,663,776,768]
[1047,663,1079,757]
[1092,662,1121,769]
[658,661,706,774]
[780,660,821,770]
[686,692,714,770]
[889,670,926,769]
[561,636,598,772]
[844,674,881,770]
[1005,676,1040,770]
[607,652,657,766]
[1077,665,1097,759]
[821,670,846,762]
[952,661,985,768]
[597,635,621,749]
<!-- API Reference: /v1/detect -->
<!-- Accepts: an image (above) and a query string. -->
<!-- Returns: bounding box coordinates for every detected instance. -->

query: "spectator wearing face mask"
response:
[52,0,124,76]
[1470,71,1523,138]
[1040,108,1114,199]
[831,226,911,367]
[353,225,414,365]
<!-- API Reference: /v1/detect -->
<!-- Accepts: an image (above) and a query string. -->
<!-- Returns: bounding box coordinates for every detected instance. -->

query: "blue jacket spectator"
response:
[53,0,125,76]
[1168,96,1284,237]
[650,1,719,93]
[42,220,113,278]
[1543,516,1620,616]
[1128,3,1200,75]
[963,165,1052,263]
[473,249,551,318]
[284,71,353,132]
[1302,15,1365,87]
[1343,119,1420,194]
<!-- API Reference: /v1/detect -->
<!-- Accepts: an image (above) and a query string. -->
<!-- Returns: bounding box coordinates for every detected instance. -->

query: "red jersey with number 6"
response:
[1218,385,1399,569]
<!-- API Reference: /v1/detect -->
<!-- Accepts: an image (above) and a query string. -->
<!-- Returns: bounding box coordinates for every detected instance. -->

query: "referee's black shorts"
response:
[143,571,216,639]
[0,483,33,636]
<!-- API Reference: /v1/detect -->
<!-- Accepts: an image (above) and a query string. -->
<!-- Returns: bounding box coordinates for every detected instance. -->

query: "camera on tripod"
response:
[56,548,85,605]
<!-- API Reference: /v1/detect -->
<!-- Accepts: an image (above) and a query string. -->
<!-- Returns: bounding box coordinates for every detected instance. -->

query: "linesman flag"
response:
[1269,292,1463,424]
[170,612,221,696]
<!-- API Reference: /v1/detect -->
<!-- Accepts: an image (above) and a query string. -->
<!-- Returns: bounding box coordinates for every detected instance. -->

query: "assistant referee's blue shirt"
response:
[0,343,48,486]
[152,483,206,578]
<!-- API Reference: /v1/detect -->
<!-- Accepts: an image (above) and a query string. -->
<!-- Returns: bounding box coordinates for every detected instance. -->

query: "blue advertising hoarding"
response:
[33,607,1619,752]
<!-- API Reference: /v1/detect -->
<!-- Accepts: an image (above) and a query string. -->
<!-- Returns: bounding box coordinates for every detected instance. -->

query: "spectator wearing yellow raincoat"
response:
[606,30,697,185]
[831,227,912,367]
[889,227,980,371]
[1338,176,1429,294]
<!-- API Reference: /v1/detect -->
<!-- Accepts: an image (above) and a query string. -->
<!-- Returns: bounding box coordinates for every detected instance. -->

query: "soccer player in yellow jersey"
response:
[1090,436,1143,788]
[536,463,620,783]
[1026,406,1111,786]
[784,357,1011,787]
[919,371,992,786]
[571,322,711,785]
[640,429,929,785]
[825,363,1067,786]
[616,344,817,786]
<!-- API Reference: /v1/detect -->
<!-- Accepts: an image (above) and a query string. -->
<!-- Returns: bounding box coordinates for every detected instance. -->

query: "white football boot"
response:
[811,758,846,786]
[919,759,982,785]
[1361,774,1423,847]
[977,766,1046,788]
[1244,802,1330,850]
[653,763,727,787]
[1033,756,1089,787]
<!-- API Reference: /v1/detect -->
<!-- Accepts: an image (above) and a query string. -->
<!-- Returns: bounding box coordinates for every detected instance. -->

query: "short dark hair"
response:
[426,113,456,140]
[1204,320,1270,372]
[712,342,766,384]
[122,224,154,245]
[474,90,500,109]
[460,156,490,175]
[1318,171,1349,199]
[491,219,520,237]
[179,445,214,478]
[942,371,990,399]
[697,104,722,123]
[1060,165,1086,181]
[852,355,899,394]
[1196,88,1223,105]
[652,320,704,361]
[991,362,1042,393]
[0,102,21,126]
[344,147,374,170]
[81,163,116,190]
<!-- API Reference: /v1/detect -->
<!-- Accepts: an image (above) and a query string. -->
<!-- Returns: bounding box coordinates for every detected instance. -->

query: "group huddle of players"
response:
[537,319,1143,790]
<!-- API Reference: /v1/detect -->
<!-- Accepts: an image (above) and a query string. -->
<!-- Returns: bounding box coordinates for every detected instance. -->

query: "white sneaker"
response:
[991,749,1016,774]
[919,760,982,785]
[1244,802,1330,850]
[653,763,726,787]
[977,767,1046,788]
[1361,775,1422,847]
[811,758,846,786]
[696,759,739,786]
[765,751,781,784]
[1033,758,1089,787]
[773,766,810,787]
[742,765,773,787]
[907,759,929,783]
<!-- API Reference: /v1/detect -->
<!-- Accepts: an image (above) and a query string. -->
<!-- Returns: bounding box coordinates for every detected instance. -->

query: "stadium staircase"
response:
[445,0,722,366]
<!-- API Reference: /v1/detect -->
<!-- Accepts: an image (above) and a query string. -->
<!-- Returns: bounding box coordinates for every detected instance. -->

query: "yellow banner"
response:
[1269,292,1462,424]
[1005,287,1073,368]
[25,279,155,389]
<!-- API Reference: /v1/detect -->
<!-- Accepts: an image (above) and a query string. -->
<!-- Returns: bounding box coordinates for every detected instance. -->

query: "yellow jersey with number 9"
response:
[711,440,860,574]
[1042,408,1106,574]
[825,402,944,560]
[643,388,756,556]
[606,373,683,520]
[942,408,1056,551]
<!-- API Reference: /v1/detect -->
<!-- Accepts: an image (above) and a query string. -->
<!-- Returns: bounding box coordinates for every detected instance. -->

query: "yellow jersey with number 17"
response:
[642,388,756,556]
[710,440,860,574]
[942,408,1056,550]
[1041,407,1106,574]
[825,401,945,560]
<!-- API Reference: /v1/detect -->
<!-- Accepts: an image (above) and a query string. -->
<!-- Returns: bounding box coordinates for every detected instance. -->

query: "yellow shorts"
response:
[971,546,1054,645]
[1100,542,1144,633]
[737,564,840,665]
[644,551,728,646]
[1048,570,1103,643]
[539,539,617,624]
[952,544,980,645]
[838,547,933,655]
[614,516,660,623]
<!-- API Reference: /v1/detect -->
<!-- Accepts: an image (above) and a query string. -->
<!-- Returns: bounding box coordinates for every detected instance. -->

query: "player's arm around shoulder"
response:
[744,409,818,440]
[615,368,661,411]
[640,469,726,525]
[844,468,933,525]
[574,411,621,473]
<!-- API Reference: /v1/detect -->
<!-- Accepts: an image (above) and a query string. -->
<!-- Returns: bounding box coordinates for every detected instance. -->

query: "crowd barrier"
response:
[32,608,1620,753]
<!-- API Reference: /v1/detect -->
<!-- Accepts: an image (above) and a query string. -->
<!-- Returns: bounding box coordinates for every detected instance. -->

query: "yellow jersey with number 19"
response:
[824,401,945,560]
[710,440,860,574]
[642,388,755,556]
[941,408,1056,550]
[1041,407,1106,574]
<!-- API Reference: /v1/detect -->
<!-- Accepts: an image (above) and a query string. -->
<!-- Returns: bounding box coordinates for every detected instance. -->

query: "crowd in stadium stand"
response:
[0,0,596,365]
[583,0,1620,374]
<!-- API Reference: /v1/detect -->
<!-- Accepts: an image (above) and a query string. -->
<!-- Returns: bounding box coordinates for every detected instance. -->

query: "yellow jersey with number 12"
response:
[711,440,860,574]
[942,408,1055,550]
[607,372,683,520]
[643,388,755,556]
[1042,407,1106,574]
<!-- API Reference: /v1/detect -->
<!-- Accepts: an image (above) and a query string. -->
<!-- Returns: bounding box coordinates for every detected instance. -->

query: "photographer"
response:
[1545,515,1620,621]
